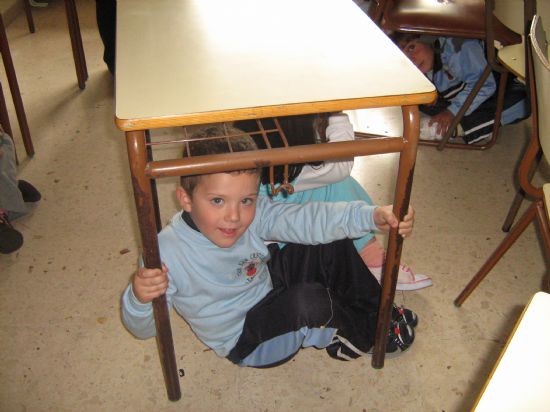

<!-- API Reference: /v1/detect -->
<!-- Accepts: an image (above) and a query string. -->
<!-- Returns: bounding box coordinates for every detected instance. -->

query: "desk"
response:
[116,0,435,401]
[473,292,550,411]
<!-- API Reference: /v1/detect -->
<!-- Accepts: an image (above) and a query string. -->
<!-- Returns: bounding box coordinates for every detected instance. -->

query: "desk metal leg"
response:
[372,105,419,368]
[0,15,34,157]
[126,130,181,401]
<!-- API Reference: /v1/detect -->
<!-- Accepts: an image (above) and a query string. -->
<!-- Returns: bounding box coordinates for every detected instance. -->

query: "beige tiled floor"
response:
[1,1,548,411]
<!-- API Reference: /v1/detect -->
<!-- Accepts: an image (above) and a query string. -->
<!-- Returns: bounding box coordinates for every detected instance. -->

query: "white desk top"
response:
[115,0,435,131]
[473,292,550,412]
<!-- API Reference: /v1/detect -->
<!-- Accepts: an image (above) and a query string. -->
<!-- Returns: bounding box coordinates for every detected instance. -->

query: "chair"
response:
[454,14,550,306]
[370,0,525,151]
[499,1,550,232]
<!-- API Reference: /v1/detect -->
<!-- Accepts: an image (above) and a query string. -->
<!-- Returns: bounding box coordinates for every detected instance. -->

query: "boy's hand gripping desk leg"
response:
[372,106,419,368]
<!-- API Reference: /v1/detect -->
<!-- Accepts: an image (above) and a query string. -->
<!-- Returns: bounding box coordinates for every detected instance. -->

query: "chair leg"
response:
[22,0,35,33]
[0,15,34,157]
[502,188,527,232]
[536,200,550,257]
[486,70,508,145]
[502,145,543,232]
[0,79,18,164]
[0,80,13,138]
[454,200,538,306]
[437,64,493,151]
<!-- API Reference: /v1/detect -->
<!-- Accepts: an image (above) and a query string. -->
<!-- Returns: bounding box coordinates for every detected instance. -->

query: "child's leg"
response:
[227,282,341,367]
[274,239,415,360]
[228,240,381,367]
[0,133,27,216]
[359,238,433,291]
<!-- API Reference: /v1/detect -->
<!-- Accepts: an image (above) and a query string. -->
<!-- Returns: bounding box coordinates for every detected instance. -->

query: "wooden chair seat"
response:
[498,40,526,78]
[379,0,522,46]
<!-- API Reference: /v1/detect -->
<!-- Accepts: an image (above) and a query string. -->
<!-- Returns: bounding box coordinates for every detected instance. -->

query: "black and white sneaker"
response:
[0,212,23,254]
[18,180,41,203]
[382,319,415,357]
[392,304,418,328]
[326,316,415,361]
[325,334,370,361]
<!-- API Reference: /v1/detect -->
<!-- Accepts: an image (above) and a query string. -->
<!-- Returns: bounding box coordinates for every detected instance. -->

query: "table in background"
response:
[116,0,435,401]
[473,291,550,411]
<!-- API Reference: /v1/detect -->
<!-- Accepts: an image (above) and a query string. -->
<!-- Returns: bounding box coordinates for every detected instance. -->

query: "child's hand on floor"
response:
[132,264,169,303]
[373,205,414,238]
[429,109,454,136]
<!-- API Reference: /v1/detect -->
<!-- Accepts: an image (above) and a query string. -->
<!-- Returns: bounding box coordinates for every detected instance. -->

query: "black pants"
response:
[96,0,116,74]
[227,239,381,365]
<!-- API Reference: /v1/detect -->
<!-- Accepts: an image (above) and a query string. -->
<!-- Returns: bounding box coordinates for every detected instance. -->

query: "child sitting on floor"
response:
[234,112,432,291]
[0,125,41,254]
[394,34,529,144]
[121,126,418,367]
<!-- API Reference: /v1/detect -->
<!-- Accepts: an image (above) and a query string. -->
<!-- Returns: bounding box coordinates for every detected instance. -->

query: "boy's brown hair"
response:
[180,125,260,196]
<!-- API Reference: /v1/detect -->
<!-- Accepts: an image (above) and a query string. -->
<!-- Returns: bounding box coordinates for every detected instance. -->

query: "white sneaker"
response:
[368,264,433,291]
[419,116,443,141]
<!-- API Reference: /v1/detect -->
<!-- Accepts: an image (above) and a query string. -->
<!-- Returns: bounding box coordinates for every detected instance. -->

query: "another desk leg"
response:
[0,15,34,157]
[126,130,182,401]
[372,105,419,368]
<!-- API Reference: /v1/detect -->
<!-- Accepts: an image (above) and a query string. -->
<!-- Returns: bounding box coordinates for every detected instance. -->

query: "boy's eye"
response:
[211,198,224,205]
[405,44,416,53]
[242,198,255,206]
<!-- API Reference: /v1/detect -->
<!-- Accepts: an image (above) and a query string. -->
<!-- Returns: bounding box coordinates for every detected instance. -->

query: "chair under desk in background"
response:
[116,0,435,401]
[370,0,525,151]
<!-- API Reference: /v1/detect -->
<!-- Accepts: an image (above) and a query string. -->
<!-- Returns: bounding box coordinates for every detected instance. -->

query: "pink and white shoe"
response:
[368,264,433,291]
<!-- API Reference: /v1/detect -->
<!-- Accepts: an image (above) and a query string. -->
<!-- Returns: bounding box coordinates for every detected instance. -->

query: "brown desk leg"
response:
[0,15,34,157]
[64,0,88,90]
[372,105,419,368]
[126,130,182,401]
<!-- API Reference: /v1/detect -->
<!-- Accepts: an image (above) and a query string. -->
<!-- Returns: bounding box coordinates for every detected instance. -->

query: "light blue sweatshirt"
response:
[121,196,377,357]
[432,38,497,117]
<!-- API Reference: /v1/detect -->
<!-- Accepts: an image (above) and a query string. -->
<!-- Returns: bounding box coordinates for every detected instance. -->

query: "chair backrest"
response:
[530,15,550,163]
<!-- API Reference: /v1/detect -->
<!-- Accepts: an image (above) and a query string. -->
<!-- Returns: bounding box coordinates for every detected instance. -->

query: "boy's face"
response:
[176,172,260,248]
[399,39,434,74]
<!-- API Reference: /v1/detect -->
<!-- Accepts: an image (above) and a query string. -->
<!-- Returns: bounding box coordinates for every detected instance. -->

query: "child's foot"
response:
[29,0,49,7]
[392,304,418,328]
[0,212,23,254]
[368,264,433,291]
[325,335,367,361]
[18,180,41,203]
[325,315,416,361]
[377,319,415,357]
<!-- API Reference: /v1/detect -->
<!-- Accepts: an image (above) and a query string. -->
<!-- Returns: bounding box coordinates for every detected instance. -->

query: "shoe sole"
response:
[396,277,433,291]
